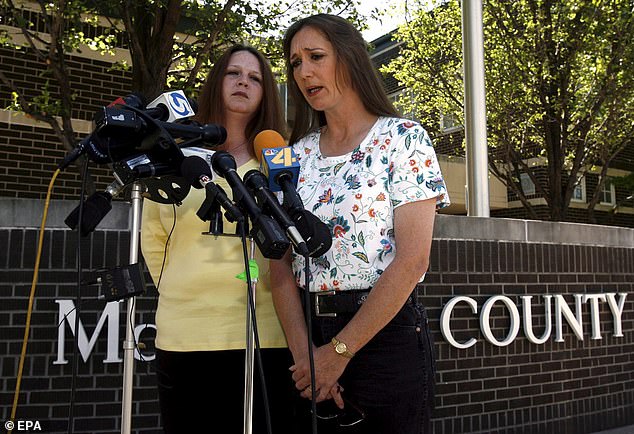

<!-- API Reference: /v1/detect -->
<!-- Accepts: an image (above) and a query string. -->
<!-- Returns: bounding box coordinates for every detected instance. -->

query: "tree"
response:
[1,0,365,194]
[384,0,634,221]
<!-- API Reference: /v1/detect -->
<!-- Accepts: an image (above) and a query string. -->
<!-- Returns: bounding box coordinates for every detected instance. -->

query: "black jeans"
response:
[155,347,297,434]
[296,297,436,434]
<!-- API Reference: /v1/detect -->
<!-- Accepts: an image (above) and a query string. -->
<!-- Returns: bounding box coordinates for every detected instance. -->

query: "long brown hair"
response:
[196,44,287,144]
[283,14,398,145]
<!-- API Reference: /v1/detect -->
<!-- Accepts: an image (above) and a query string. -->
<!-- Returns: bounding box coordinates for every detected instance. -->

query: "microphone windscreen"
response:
[294,209,332,257]
[254,130,287,162]
[188,98,198,114]
[181,155,212,188]
[210,150,237,178]
[64,192,113,237]
[126,92,147,108]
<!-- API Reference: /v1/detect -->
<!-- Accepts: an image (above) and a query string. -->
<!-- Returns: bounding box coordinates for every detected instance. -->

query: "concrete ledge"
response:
[591,426,634,434]
[433,215,527,242]
[525,219,633,247]
[1,198,633,248]
[0,197,131,231]
[434,214,634,248]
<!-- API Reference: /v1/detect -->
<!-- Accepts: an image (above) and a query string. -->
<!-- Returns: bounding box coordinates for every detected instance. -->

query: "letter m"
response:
[53,300,122,364]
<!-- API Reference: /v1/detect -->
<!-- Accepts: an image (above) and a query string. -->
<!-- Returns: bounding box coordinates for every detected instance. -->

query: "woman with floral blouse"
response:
[269,14,450,434]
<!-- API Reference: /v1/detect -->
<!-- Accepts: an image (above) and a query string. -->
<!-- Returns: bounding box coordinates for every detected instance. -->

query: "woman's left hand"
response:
[293,343,350,402]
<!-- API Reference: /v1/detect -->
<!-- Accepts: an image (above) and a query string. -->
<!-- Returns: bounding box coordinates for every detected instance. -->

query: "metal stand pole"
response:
[461,0,490,217]
[243,239,257,434]
[121,182,143,434]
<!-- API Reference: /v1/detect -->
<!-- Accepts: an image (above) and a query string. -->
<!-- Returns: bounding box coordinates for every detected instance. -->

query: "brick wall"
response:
[0,226,160,433]
[0,45,132,201]
[422,238,634,433]
[1,205,633,433]
[0,121,117,200]
[0,47,132,122]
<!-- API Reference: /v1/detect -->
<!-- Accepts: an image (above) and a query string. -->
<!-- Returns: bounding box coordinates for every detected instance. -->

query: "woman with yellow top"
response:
[141,44,293,434]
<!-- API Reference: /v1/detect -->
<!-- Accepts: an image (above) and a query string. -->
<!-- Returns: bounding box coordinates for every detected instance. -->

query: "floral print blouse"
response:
[291,116,450,292]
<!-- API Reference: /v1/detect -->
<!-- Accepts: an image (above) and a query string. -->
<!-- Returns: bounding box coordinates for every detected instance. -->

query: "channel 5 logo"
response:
[167,91,193,117]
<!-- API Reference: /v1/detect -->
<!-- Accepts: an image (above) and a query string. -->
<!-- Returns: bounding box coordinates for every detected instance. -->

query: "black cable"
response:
[154,203,177,294]
[303,256,318,433]
[237,224,272,434]
[56,299,99,329]
[67,158,90,434]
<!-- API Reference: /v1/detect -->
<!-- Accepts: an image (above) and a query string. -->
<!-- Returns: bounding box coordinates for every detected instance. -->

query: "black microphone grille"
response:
[243,169,268,191]
[180,155,212,188]
[188,98,199,113]
[126,92,147,108]
[210,150,236,176]
[294,210,333,257]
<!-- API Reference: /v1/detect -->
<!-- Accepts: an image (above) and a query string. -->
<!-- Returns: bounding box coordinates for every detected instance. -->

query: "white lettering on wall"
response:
[480,295,520,346]
[54,300,122,364]
[521,295,552,344]
[554,294,584,342]
[440,293,628,349]
[54,292,628,361]
[605,293,627,337]
[440,296,478,349]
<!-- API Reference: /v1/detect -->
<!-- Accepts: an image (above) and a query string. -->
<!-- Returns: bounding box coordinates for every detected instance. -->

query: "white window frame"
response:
[388,89,416,120]
[599,180,616,206]
[440,113,463,134]
[571,177,586,203]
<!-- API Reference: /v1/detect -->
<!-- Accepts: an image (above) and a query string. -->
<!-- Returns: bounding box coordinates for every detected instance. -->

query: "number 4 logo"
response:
[271,148,296,167]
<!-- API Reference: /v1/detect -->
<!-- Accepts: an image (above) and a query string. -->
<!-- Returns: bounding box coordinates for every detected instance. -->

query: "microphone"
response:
[159,121,226,145]
[253,130,304,214]
[243,169,309,256]
[143,91,225,144]
[290,209,332,257]
[146,90,195,122]
[58,92,226,171]
[181,147,216,172]
[58,93,147,170]
[253,130,332,257]
[107,93,146,110]
[180,155,243,224]
[210,151,290,259]
[254,130,299,193]
[64,180,123,236]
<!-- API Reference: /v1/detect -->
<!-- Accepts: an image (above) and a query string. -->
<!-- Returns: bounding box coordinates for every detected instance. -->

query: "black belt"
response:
[306,289,416,318]
[309,290,371,317]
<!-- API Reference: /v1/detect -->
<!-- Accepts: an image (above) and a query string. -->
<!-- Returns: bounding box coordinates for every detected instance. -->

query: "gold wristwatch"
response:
[331,337,355,359]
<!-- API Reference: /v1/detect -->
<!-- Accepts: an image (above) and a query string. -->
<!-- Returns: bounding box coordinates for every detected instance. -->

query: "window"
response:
[599,180,616,206]
[520,173,535,195]
[388,89,416,120]
[572,177,586,202]
[440,113,463,133]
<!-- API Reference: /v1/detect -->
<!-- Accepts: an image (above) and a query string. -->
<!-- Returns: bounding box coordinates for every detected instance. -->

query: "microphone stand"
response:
[120,182,143,434]
[243,238,257,434]
[197,190,268,434]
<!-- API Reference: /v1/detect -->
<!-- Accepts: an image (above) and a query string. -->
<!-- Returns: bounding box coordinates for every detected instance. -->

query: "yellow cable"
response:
[10,168,60,427]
